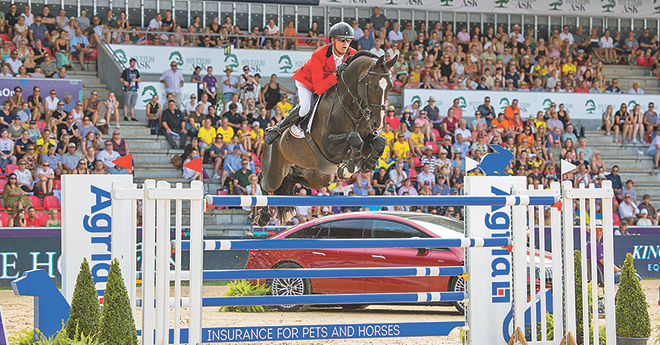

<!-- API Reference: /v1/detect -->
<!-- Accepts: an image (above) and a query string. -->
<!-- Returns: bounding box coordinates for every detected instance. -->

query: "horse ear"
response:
[375,54,385,67]
[386,54,398,69]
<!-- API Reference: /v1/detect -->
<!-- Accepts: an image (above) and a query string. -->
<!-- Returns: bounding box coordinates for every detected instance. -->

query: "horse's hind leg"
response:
[359,135,387,173]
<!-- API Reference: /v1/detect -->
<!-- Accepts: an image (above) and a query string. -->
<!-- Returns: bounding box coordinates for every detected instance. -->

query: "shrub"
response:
[99,259,137,345]
[616,253,650,338]
[574,250,593,340]
[66,258,101,339]
[220,280,270,313]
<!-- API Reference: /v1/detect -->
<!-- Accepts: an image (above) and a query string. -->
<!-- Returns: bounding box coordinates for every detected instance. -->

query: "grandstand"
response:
[2,1,660,233]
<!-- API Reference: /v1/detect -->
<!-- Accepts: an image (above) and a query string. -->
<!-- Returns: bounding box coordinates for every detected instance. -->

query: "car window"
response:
[371,220,431,239]
[286,224,329,239]
[327,219,366,239]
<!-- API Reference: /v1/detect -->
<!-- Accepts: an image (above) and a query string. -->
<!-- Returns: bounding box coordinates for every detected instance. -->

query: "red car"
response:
[245,211,468,313]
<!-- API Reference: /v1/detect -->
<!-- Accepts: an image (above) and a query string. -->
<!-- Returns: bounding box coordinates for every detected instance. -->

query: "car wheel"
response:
[449,276,466,315]
[269,262,311,312]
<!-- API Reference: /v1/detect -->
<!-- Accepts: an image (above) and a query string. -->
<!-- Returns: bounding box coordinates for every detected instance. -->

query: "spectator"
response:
[111,130,129,156]
[232,158,253,194]
[358,28,374,51]
[648,132,660,170]
[120,57,141,123]
[369,7,388,32]
[160,60,185,108]
[605,165,623,197]
[96,140,126,174]
[282,21,298,50]
[41,144,62,176]
[101,9,118,43]
[605,78,621,94]
[4,49,21,75]
[53,30,72,70]
[203,66,219,106]
[398,178,418,195]
[44,208,60,227]
[637,209,652,226]
[36,160,55,195]
[182,149,202,181]
[76,9,90,30]
[197,118,215,157]
[220,145,243,188]
[54,66,70,79]
[220,66,239,107]
[209,134,228,180]
[91,160,107,174]
[25,206,42,227]
[29,15,50,47]
[15,159,37,194]
[627,81,645,94]
[619,192,639,224]
[161,100,187,148]
[60,143,80,174]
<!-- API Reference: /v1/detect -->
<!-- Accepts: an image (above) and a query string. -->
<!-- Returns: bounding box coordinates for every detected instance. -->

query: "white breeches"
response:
[295,80,313,117]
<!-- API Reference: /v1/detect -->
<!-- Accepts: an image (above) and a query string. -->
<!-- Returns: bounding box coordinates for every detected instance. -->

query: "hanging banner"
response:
[320,0,660,19]
[403,88,659,121]
[108,44,312,77]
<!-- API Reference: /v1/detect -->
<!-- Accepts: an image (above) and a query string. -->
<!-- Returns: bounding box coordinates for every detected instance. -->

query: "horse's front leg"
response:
[358,134,387,173]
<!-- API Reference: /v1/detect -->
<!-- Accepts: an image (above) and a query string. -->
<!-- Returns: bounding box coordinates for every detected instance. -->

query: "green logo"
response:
[384,0,397,4]
[655,0,660,13]
[602,0,615,12]
[278,55,293,73]
[169,51,184,67]
[411,95,421,104]
[628,100,638,110]
[224,54,239,70]
[585,100,596,114]
[542,98,553,110]
[141,86,158,104]
[115,49,127,65]
[499,97,510,108]
[440,0,453,6]
[457,97,467,109]
[494,0,509,8]
[548,0,562,10]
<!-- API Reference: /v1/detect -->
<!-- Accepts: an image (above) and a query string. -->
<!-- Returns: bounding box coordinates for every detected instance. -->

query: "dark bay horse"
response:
[256,52,397,226]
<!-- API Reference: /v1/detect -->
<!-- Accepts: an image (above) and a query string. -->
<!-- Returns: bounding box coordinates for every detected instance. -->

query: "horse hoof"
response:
[255,208,271,227]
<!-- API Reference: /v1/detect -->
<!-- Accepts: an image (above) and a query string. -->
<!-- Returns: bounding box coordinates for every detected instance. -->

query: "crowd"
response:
[0,84,129,226]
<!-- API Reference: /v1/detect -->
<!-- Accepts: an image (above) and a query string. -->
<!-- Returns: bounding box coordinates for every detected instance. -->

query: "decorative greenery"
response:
[66,258,101,339]
[574,250,594,340]
[532,312,554,341]
[10,326,104,345]
[220,280,270,313]
[99,259,137,345]
[616,253,650,338]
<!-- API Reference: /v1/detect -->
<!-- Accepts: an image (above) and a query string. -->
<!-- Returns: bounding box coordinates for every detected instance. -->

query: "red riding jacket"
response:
[292,44,357,95]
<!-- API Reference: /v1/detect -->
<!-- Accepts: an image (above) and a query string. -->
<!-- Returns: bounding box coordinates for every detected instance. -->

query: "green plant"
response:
[574,250,593,339]
[616,253,650,338]
[11,326,105,345]
[9,328,35,345]
[66,258,101,339]
[99,259,137,345]
[220,280,270,313]
[533,312,554,341]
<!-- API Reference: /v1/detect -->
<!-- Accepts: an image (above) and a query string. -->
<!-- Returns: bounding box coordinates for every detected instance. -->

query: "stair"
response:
[584,129,660,200]
[601,65,659,93]
[70,65,253,237]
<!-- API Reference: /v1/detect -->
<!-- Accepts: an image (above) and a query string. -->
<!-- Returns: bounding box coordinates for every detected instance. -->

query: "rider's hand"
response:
[335,63,347,79]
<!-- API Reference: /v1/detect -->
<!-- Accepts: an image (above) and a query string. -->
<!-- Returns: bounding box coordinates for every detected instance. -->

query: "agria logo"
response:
[278,55,293,73]
[585,100,596,114]
[141,86,157,104]
[114,49,128,65]
[169,51,184,67]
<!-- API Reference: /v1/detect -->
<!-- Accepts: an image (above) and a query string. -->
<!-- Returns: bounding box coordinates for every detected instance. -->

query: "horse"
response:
[256,52,397,226]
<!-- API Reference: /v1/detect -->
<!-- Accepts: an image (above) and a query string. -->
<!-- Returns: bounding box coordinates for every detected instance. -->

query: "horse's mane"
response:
[344,51,379,66]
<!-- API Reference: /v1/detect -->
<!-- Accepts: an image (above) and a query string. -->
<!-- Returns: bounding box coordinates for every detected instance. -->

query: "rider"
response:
[264,22,357,145]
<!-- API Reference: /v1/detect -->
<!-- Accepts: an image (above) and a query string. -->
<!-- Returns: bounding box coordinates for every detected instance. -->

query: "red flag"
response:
[184,156,204,182]
[112,154,133,173]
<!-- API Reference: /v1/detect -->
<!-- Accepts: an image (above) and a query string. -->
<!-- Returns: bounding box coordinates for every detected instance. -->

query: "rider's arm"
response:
[310,50,339,95]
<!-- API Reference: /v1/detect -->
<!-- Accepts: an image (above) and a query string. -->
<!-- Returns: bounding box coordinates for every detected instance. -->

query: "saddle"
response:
[291,93,320,137]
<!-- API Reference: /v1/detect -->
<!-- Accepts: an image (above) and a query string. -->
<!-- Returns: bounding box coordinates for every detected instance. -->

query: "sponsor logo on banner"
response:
[225,54,240,70]
[585,99,597,114]
[141,86,158,105]
[169,51,184,67]
[278,55,294,73]
[628,100,638,109]
[494,0,510,8]
[115,49,128,65]
[499,97,510,108]
[602,0,616,12]
[564,0,589,11]
[440,0,454,6]
[542,98,553,110]
[457,96,467,109]
[514,0,536,10]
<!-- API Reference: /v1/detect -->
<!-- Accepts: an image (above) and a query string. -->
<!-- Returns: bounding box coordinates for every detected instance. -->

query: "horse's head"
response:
[342,53,397,132]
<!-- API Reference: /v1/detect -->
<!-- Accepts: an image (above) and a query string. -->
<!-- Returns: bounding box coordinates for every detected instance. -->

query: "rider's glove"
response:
[335,63,348,79]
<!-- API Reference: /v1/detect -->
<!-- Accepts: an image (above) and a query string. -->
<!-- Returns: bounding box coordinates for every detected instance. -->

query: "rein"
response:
[337,59,390,133]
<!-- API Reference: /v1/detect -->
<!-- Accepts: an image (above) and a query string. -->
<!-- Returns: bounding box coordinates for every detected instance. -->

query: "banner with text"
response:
[108,44,312,77]
[321,0,659,20]
[0,78,82,105]
[403,89,659,121]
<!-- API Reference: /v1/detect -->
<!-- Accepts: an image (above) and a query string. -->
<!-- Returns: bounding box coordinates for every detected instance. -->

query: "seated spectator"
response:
[96,140,127,174]
[637,209,653,226]
[41,144,63,176]
[45,208,61,227]
[61,143,81,174]
[0,129,17,170]
[232,158,253,194]
[619,192,639,224]
[92,160,107,174]
[220,145,243,189]
[34,160,52,195]
[15,159,38,194]
[111,131,129,156]
[161,100,187,149]
[9,209,27,227]
[70,28,93,71]
[398,178,418,196]
[432,175,451,195]
[628,81,645,95]
[182,149,202,181]
[25,207,42,227]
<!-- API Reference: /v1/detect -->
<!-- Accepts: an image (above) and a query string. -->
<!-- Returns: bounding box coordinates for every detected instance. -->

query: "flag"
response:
[184,156,204,182]
[112,154,133,173]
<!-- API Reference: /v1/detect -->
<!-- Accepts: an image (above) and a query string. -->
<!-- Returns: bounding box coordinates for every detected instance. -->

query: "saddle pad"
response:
[306,93,323,134]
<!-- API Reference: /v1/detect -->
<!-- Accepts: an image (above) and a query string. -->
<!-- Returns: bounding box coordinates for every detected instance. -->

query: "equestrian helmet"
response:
[328,22,354,38]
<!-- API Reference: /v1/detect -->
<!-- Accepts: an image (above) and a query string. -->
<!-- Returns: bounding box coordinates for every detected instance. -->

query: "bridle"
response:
[338,58,390,132]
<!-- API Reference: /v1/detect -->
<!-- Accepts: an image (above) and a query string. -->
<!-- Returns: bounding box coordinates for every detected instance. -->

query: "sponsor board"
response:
[403,89,660,121]
[135,82,197,110]
[61,175,133,303]
[0,78,82,105]
[109,45,311,77]
[320,0,659,19]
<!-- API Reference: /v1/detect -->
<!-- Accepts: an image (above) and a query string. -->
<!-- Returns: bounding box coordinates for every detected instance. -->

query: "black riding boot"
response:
[264,105,302,145]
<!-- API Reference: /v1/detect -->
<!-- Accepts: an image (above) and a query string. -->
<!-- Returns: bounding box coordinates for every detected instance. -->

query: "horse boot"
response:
[264,105,303,145]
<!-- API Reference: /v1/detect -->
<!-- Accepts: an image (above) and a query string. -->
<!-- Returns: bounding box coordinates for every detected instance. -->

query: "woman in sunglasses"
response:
[3,173,32,211]
[264,22,357,145]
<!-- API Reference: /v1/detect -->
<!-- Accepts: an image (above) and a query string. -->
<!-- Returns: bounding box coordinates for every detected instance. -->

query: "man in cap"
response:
[264,22,358,144]
[420,145,439,173]
[638,194,658,225]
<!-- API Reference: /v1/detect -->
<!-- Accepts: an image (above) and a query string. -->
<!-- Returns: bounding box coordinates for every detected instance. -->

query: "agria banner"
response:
[320,0,660,20]
[108,44,312,77]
